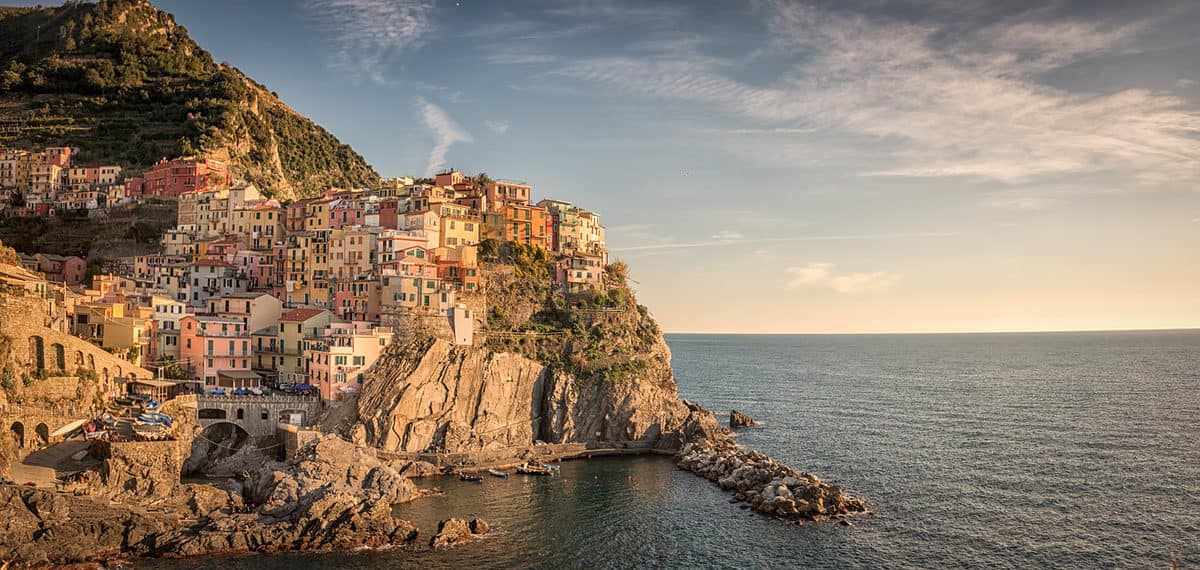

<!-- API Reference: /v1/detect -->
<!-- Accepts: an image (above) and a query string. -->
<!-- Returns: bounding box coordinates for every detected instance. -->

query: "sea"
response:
[139,330,1200,569]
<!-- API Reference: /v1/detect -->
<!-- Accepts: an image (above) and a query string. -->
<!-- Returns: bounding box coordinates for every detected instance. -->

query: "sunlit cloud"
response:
[711,230,744,243]
[557,1,1200,188]
[416,97,472,177]
[785,262,900,294]
[611,231,956,252]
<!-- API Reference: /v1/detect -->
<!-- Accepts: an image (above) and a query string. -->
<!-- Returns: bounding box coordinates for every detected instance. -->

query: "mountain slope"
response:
[0,0,379,198]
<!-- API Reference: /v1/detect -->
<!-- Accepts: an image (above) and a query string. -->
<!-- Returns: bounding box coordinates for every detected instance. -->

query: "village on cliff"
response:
[0,147,610,405]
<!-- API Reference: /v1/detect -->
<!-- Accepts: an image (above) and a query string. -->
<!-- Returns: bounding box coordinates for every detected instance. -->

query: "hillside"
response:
[0,0,380,198]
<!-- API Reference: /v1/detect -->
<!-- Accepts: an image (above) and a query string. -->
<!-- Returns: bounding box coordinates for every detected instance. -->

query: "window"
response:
[261,410,269,420]
[353,356,365,366]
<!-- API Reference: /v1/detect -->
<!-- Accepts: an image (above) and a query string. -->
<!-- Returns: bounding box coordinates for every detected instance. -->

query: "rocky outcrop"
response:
[94,440,189,500]
[730,410,758,428]
[0,435,423,566]
[355,338,722,458]
[676,439,868,523]
[429,517,490,548]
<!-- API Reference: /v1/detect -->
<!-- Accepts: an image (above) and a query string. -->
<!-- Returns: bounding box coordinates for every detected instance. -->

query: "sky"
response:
[16,0,1200,333]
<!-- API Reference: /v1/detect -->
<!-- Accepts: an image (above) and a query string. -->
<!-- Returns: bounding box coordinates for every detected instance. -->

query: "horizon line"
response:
[662,326,1200,336]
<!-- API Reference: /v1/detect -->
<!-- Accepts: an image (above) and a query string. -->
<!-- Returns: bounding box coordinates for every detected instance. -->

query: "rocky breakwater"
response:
[676,438,868,524]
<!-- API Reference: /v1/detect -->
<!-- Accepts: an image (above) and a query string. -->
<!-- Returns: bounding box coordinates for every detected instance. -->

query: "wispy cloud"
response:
[305,0,435,83]
[611,231,956,252]
[557,1,1200,188]
[484,120,510,135]
[711,230,744,243]
[785,262,900,294]
[416,97,472,177]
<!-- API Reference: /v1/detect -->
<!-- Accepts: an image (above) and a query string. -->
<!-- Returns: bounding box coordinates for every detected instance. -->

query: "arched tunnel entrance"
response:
[9,421,24,449]
[34,423,50,447]
[183,422,251,476]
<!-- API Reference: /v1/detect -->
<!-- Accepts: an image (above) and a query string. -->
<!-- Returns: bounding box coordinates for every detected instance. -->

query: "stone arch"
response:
[9,421,24,449]
[75,350,85,369]
[198,408,227,420]
[34,422,50,446]
[196,422,250,460]
[52,343,65,371]
[280,409,307,425]
[87,354,95,371]
[29,336,44,370]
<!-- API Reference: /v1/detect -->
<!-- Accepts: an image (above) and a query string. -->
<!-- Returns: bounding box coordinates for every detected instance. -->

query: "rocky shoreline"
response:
[676,438,868,524]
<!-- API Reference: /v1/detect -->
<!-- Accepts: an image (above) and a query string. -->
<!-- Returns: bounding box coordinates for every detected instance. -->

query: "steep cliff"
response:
[353,247,721,457]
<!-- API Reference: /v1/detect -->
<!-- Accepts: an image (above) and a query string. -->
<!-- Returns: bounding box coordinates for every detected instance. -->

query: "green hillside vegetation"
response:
[481,242,661,383]
[0,198,176,261]
[0,0,379,198]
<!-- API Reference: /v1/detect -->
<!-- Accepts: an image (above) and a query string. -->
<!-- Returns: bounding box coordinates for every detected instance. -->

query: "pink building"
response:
[129,157,228,198]
[306,322,393,401]
[329,199,366,229]
[333,274,381,323]
[180,315,255,388]
[557,253,606,294]
[232,249,275,291]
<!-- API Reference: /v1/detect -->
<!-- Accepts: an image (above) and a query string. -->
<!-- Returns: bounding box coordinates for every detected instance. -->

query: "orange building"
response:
[503,204,552,248]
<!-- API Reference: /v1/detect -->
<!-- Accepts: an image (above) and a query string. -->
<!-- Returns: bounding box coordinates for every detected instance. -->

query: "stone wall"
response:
[278,423,319,460]
[0,291,151,411]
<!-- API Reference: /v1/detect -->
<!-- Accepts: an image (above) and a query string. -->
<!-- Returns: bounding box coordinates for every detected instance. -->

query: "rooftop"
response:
[279,307,329,322]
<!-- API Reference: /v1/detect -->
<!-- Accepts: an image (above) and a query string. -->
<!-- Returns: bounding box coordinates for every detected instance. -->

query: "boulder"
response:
[469,517,491,535]
[430,518,473,548]
[730,410,758,428]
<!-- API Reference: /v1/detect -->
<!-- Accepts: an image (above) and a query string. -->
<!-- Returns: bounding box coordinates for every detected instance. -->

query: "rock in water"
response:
[730,410,758,428]
[430,518,474,548]
[675,439,867,523]
[469,517,491,534]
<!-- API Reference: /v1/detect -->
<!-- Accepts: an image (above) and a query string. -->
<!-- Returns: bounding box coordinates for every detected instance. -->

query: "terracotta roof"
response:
[279,308,329,322]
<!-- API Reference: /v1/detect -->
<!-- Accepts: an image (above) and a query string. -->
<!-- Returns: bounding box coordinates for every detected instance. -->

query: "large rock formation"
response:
[355,337,721,456]
[0,435,422,566]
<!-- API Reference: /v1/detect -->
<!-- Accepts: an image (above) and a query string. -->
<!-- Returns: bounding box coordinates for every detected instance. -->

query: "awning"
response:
[130,379,176,388]
[216,370,262,380]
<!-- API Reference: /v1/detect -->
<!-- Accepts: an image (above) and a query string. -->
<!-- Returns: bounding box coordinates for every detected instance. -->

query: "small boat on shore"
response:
[488,469,509,478]
[541,462,560,473]
[517,463,554,476]
[458,473,483,483]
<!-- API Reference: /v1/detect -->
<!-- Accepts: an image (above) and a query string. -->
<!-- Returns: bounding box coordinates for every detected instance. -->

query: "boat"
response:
[516,463,554,476]
[458,473,484,483]
[83,430,108,441]
[488,469,509,478]
[541,462,560,473]
[137,412,173,426]
[249,387,264,396]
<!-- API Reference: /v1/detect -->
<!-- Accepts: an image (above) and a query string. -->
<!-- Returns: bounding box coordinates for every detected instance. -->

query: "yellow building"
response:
[434,204,479,249]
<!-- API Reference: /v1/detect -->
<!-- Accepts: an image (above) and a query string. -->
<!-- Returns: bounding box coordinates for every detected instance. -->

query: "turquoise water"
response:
[140,330,1200,568]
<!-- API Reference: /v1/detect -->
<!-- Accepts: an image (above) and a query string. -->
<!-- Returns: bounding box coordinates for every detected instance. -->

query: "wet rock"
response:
[675,438,867,523]
[430,518,473,548]
[469,517,491,534]
[730,410,758,428]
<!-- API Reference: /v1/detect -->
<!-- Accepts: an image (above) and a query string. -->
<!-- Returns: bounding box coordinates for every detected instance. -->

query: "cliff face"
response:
[353,250,720,457]
[355,337,705,454]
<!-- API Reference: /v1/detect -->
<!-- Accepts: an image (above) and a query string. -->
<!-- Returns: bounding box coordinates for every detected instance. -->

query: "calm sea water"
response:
[140,331,1200,569]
